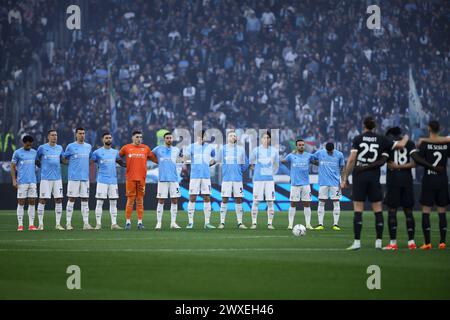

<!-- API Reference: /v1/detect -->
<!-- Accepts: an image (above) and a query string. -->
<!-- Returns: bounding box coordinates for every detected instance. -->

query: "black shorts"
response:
[420,183,450,207]
[384,184,414,209]
[352,173,383,202]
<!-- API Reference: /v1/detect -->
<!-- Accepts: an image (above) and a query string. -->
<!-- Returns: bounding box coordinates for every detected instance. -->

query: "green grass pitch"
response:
[0,209,449,299]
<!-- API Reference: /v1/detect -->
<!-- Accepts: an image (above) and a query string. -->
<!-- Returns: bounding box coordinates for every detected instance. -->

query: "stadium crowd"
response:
[1,0,449,158]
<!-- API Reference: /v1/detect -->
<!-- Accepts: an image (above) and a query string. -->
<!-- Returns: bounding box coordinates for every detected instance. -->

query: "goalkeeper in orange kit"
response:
[119,131,158,230]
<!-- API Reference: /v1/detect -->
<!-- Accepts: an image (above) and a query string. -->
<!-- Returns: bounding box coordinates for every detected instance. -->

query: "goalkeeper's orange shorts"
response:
[126,180,146,197]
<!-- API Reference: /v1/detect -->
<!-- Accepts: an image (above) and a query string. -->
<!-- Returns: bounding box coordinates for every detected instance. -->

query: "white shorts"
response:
[189,179,211,195]
[318,186,341,200]
[67,180,90,198]
[221,181,244,198]
[96,183,119,199]
[290,185,312,202]
[39,180,63,199]
[157,182,181,199]
[17,183,37,199]
[253,181,275,201]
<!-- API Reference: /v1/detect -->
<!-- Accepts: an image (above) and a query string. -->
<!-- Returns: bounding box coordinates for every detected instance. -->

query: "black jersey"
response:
[418,142,450,185]
[351,131,394,177]
[386,140,416,187]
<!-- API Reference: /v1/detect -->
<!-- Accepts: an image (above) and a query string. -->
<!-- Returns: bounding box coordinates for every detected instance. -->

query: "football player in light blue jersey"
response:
[11,135,37,231]
[312,143,345,231]
[217,131,249,229]
[249,131,279,229]
[152,132,182,230]
[281,139,315,230]
[184,130,216,229]
[63,127,93,230]
[36,130,65,230]
[91,132,126,230]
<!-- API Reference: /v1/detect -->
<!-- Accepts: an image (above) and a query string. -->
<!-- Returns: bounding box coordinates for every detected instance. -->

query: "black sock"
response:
[374,212,384,239]
[422,213,431,245]
[388,209,397,241]
[438,213,447,244]
[404,209,415,241]
[354,212,362,240]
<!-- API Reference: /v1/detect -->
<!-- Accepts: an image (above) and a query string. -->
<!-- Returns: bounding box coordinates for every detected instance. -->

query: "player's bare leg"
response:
[170,198,180,229]
[235,197,246,229]
[203,195,215,229]
[218,197,228,229]
[186,194,196,229]
[27,198,37,230]
[437,206,447,249]
[347,201,364,250]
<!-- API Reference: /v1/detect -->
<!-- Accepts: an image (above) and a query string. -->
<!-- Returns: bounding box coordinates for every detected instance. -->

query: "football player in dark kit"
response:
[415,121,449,250]
[341,117,409,250]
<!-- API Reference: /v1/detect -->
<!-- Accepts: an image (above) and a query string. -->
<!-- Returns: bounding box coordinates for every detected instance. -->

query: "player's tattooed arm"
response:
[341,151,357,188]
[354,155,388,173]
[411,152,445,173]
[116,159,126,168]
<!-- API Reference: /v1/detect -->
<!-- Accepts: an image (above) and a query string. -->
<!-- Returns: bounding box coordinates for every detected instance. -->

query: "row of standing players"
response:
[11,119,449,250]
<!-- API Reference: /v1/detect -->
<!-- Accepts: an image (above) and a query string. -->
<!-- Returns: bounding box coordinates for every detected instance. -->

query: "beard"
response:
[105,141,112,146]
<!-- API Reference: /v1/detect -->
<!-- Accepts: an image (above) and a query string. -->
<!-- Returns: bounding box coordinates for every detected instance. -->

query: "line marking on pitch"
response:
[0,248,346,252]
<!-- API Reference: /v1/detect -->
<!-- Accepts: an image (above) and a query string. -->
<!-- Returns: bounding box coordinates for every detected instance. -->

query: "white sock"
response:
[318,201,325,225]
[204,202,211,225]
[17,204,24,227]
[66,201,74,225]
[126,219,131,224]
[235,202,243,224]
[332,201,340,225]
[187,201,195,224]
[138,219,142,225]
[220,202,227,224]
[37,202,45,226]
[109,200,118,225]
[95,200,104,225]
[267,201,274,225]
[28,204,35,226]
[390,239,397,245]
[354,239,361,246]
[156,202,164,224]
[288,206,296,227]
[170,203,177,224]
[81,201,89,224]
[408,239,415,246]
[251,201,259,225]
[304,206,311,226]
[55,202,63,225]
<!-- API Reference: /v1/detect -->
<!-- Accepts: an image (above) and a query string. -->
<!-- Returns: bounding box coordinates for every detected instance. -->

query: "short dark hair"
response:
[428,120,440,134]
[76,127,85,133]
[296,139,304,145]
[385,127,402,138]
[47,129,57,135]
[22,135,33,143]
[363,116,376,130]
[325,142,334,152]
[163,132,172,138]
[102,132,112,138]
[198,129,206,138]
[132,130,142,136]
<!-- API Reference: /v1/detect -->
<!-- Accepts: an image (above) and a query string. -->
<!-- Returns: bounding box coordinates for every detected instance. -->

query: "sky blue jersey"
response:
[11,148,37,184]
[36,143,63,181]
[250,146,279,181]
[91,147,120,184]
[312,149,344,187]
[152,145,180,182]
[218,144,249,182]
[284,152,314,186]
[64,142,92,181]
[186,142,215,179]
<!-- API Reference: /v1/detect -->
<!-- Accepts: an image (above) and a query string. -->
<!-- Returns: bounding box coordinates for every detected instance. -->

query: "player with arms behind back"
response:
[91,132,126,230]
[415,121,449,250]
[341,117,408,250]
[119,130,158,230]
